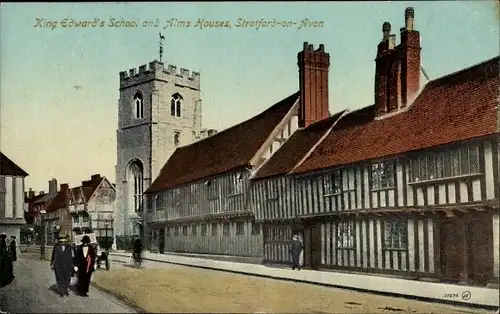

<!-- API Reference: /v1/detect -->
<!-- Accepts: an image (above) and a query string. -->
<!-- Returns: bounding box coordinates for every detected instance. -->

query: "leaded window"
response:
[383,220,407,249]
[336,221,354,248]
[324,170,342,195]
[371,161,395,190]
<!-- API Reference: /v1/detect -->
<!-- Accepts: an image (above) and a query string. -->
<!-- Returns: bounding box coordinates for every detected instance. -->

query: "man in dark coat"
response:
[290,234,303,271]
[9,236,17,262]
[0,233,14,287]
[74,235,96,297]
[50,235,74,296]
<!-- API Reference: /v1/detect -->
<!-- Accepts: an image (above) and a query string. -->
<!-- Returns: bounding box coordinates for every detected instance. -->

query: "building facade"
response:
[114,60,212,241]
[0,152,28,241]
[144,90,304,256]
[68,174,115,245]
[251,8,500,287]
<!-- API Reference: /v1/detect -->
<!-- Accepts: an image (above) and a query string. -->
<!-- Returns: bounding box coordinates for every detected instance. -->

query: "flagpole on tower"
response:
[159,32,165,62]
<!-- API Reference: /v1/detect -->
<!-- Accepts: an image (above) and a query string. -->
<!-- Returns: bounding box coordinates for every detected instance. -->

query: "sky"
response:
[0,1,498,192]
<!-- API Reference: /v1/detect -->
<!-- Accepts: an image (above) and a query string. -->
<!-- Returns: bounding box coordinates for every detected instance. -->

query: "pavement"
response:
[110,251,500,310]
[105,254,497,314]
[0,257,135,313]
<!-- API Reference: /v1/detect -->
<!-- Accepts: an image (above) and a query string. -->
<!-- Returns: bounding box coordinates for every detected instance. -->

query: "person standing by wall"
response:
[290,234,303,271]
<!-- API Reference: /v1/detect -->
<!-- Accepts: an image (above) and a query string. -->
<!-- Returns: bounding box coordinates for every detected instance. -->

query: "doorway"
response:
[439,212,493,285]
[304,222,321,270]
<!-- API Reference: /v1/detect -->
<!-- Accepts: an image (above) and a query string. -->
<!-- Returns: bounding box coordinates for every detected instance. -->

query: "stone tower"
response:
[114,60,202,238]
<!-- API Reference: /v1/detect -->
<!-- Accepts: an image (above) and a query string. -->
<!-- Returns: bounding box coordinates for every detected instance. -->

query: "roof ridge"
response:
[427,56,499,84]
[179,91,300,150]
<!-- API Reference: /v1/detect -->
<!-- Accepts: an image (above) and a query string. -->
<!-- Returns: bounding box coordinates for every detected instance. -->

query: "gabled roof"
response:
[0,152,28,177]
[145,91,300,193]
[45,175,105,213]
[251,110,347,181]
[293,56,500,175]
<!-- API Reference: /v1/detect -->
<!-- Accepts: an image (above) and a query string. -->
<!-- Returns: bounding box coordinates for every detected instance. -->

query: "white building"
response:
[0,152,28,240]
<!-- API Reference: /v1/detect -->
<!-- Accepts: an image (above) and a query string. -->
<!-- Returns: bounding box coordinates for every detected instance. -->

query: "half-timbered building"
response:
[144,91,304,256]
[68,174,115,245]
[252,8,499,287]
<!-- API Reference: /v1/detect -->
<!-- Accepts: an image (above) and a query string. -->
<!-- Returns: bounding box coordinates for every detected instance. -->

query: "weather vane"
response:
[159,32,165,62]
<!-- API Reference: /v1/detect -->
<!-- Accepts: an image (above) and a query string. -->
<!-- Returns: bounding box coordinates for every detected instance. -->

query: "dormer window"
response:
[170,93,182,117]
[133,91,144,119]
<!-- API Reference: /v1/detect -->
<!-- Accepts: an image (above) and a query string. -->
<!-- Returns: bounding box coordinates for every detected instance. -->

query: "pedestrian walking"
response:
[9,236,17,262]
[290,234,303,271]
[74,235,96,297]
[0,233,14,287]
[50,235,74,297]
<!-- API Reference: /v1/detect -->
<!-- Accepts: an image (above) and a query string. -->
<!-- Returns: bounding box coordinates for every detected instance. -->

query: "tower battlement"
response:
[119,61,200,83]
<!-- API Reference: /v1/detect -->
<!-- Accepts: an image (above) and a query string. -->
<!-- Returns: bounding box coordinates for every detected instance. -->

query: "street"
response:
[0,256,135,313]
[92,254,493,313]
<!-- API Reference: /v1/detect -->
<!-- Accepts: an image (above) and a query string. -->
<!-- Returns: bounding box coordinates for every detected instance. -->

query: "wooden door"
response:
[466,219,492,285]
[304,222,321,270]
[439,219,464,282]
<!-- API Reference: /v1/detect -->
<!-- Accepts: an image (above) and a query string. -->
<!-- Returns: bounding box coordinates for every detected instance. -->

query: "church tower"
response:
[114,60,202,238]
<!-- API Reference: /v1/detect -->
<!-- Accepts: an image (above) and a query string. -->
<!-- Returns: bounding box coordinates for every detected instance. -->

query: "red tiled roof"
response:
[252,110,347,181]
[45,176,104,212]
[146,92,300,193]
[293,56,499,175]
[45,189,69,213]
[0,152,28,177]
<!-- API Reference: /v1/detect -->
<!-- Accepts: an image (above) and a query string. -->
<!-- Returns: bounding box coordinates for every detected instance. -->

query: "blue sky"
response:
[1,1,498,192]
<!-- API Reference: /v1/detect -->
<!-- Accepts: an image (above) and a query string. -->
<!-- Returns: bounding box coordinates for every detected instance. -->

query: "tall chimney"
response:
[400,7,421,107]
[48,178,58,194]
[374,8,421,115]
[297,42,330,128]
[374,22,392,115]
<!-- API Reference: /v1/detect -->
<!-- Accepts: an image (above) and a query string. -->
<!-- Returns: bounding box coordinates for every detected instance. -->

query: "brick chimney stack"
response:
[374,7,421,116]
[297,42,330,128]
[400,7,421,107]
[60,183,69,192]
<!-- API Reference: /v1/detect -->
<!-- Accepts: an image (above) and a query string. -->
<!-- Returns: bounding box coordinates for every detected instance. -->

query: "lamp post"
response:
[39,209,47,260]
[105,222,109,250]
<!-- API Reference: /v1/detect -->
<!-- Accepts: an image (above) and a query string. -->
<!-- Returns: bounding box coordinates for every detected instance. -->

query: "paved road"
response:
[0,257,135,313]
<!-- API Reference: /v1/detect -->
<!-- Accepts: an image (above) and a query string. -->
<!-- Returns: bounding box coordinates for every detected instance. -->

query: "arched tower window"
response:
[133,91,144,119]
[174,131,180,146]
[170,93,183,117]
[128,160,144,213]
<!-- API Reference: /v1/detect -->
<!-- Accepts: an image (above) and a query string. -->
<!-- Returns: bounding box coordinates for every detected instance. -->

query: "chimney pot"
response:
[303,42,308,50]
[382,22,391,39]
[318,44,325,52]
[308,44,314,51]
[405,7,415,31]
[388,35,396,50]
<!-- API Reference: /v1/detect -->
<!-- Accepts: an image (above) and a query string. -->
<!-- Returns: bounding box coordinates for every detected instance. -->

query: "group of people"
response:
[0,234,17,287]
[50,234,96,297]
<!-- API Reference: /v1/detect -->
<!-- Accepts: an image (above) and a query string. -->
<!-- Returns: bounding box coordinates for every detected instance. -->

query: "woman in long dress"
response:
[0,233,14,287]
[74,235,96,296]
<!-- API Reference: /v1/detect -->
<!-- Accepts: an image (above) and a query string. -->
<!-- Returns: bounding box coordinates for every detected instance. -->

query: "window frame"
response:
[371,160,395,190]
[383,219,408,250]
[324,169,342,195]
